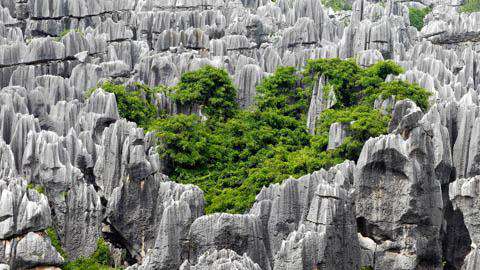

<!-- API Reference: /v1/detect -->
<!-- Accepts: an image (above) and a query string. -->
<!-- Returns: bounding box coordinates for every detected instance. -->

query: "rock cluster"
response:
[0,0,480,269]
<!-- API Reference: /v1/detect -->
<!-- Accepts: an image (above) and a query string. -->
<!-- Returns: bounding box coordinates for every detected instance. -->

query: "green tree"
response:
[98,82,158,128]
[171,66,238,120]
[409,7,432,30]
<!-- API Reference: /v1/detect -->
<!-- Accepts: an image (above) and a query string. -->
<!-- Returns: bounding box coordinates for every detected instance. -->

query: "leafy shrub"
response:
[27,183,45,194]
[303,58,362,107]
[257,66,309,119]
[409,7,432,30]
[95,82,159,128]
[87,61,430,213]
[170,66,238,120]
[322,0,352,11]
[63,238,117,270]
[314,105,390,160]
[359,80,431,111]
[46,227,68,259]
[460,0,480,13]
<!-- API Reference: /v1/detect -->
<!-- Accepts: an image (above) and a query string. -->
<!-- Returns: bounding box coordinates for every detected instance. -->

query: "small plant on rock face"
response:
[27,183,45,194]
[63,238,118,270]
[322,0,352,11]
[409,6,432,31]
[460,0,480,13]
[46,227,68,260]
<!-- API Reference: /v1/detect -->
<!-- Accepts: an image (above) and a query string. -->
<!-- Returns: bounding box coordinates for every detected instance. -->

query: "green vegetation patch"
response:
[93,60,430,214]
[322,0,352,11]
[460,0,480,13]
[63,238,117,270]
[409,6,432,30]
[27,183,45,194]
[46,227,119,270]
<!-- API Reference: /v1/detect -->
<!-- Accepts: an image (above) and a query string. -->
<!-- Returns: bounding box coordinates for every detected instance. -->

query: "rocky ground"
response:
[0,0,480,269]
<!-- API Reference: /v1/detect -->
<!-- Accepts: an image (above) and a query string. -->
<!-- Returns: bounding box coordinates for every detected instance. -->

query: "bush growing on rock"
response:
[409,7,432,30]
[94,62,430,213]
[148,62,430,213]
[460,0,480,13]
[63,238,117,270]
[171,65,238,120]
[95,82,159,128]
[322,0,352,11]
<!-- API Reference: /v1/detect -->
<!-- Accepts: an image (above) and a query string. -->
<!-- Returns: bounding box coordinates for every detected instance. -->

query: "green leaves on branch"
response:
[96,82,160,129]
[171,66,238,120]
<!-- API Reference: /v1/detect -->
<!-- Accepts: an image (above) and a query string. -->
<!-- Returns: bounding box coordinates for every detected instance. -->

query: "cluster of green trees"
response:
[460,0,480,13]
[409,6,432,30]
[93,59,429,214]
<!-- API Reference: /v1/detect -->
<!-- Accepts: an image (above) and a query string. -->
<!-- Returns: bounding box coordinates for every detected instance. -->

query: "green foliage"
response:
[360,267,374,270]
[170,66,238,119]
[27,183,45,194]
[46,227,68,260]
[303,58,363,107]
[114,61,430,214]
[56,29,83,41]
[322,0,352,11]
[460,0,480,13]
[359,80,431,111]
[315,106,390,160]
[409,7,432,30]
[257,66,310,119]
[46,226,118,270]
[63,238,118,270]
[97,82,159,128]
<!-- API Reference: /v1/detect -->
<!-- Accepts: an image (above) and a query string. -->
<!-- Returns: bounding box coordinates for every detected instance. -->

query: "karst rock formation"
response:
[1,0,480,269]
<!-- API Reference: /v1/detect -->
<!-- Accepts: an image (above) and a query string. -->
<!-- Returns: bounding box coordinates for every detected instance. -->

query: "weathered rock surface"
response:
[188,213,270,270]
[107,177,204,265]
[354,111,444,269]
[179,249,262,270]
[1,0,480,269]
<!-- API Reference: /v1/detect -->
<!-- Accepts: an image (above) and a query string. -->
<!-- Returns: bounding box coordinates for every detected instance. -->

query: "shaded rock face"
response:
[450,176,480,270]
[107,176,204,265]
[354,113,443,269]
[61,182,102,260]
[247,161,358,269]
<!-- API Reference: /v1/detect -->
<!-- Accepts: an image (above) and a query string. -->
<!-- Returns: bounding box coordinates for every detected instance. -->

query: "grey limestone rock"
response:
[107,177,204,262]
[179,249,262,270]
[61,181,102,260]
[307,75,336,134]
[13,232,64,269]
[188,213,271,270]
[354,119,444,268]
[388,99,424,134]
[327,122,350,150]
[235,64,263,108]
[274,180,360,270]
[0,177,51,240]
